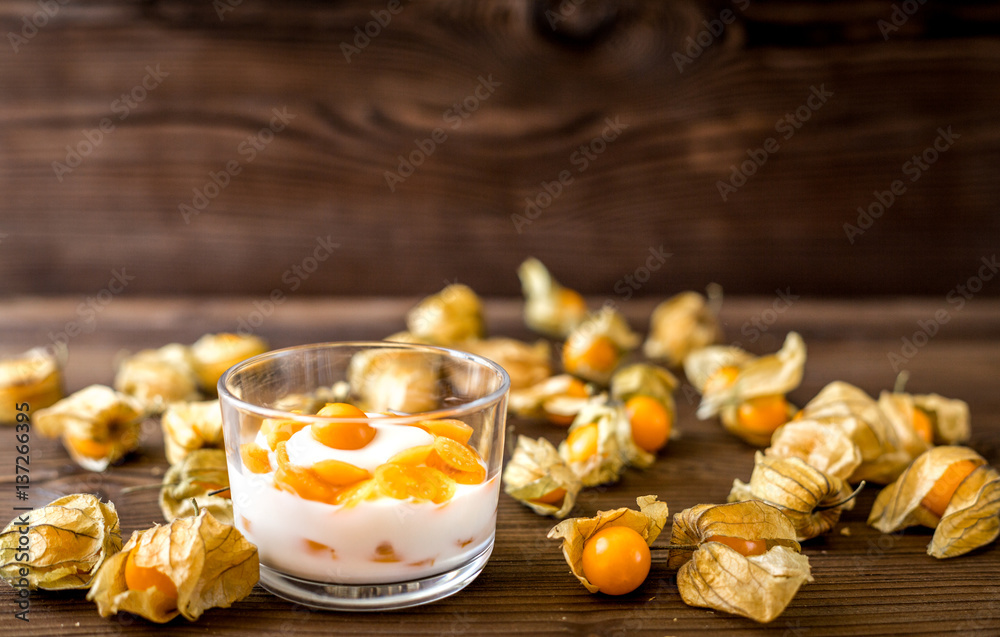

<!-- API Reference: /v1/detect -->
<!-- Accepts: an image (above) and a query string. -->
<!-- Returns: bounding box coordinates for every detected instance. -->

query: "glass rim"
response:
[217,341,511,424]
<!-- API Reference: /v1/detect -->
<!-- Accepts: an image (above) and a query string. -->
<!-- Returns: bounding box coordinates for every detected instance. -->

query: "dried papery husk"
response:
[0,494,121,590]
[348,347,441,413]
[610,363,678,406]
[728,452,857,541]
[562,307,640,384]
[508,374,593,424]
[502,436,582,518]
[0,346,64,423]
[547,495,668,593]
[406,283,486,346]
[190,333,268,395]
[642,285,723,367]
[868,446,1000,558]
[911,393,971,445]
[677,543,812,624]
[799,382,909,484]
[693,332,806,421]
[87,508,258,623]
[877,391,934,462]
[683,346,754,394]
[558,399,629,485]
[766,419,862,481]
[113,344,200,413]
[457,337,551,390]
[518,257,588,338]
[159,449,233,524]
[666,501,800,570]
[35,385,145,471]
[162,399,223,465]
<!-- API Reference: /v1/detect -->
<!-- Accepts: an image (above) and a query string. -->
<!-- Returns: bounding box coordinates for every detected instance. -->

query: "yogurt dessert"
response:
[230,403,499,584]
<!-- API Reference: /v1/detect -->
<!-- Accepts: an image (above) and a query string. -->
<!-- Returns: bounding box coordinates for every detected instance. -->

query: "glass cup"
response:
[219,342,509,611]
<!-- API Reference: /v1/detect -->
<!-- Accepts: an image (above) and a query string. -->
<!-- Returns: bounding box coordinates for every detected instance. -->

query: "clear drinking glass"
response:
[218,342,509,610]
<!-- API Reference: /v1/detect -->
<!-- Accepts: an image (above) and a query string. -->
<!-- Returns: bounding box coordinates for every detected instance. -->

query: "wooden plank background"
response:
[1,296,999,635]
[1,0,999,298]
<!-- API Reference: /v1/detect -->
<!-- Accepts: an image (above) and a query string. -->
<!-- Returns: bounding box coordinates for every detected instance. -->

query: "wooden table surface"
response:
[1,295,999,636]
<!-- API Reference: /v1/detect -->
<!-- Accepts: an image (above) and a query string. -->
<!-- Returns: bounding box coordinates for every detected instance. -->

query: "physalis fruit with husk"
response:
[190,333,268,395]
[160,449,233,524]
[517,257,588,338]
[457,337,551,391]
[406,283,485,346]
[561,306,640,385]
[348,346,441,413]
[34,385,145,471]
[502,436,582,519]
[113,343,200,413]
[547,495,668,595]
[642,284,723,367]
[610,363,678,454]
[0,494,121,590]
[558,399,629,486]
[88,508,258,623]
[877,389,970,459]
[684,331,805,446]
[766,418,862,482]
[869,445,1000,558]
[729,452,860,541]
[508,374,593,426]
[161,399,224,465]
[0,346,64,423]
[668,501,812,623]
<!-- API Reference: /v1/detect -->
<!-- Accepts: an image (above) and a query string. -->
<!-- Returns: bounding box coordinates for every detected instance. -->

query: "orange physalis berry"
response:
[736,395,790,435]
[625,395,671,453]
[911,407,934,445]
[388,444,434,465]
[311,459,371,486]
[65,436,113,460]
[581,526,650,596]
[530,487,567,506]
[703,365,740,395]
[705,535,768,557]
[921,459,980,517]
[420,419,474,444]
[125,550,178,600]
[566,423,599,463]
[312,403,376,450]
[563,335,618,375]
[240,442,272,474]
[374,463,455,504]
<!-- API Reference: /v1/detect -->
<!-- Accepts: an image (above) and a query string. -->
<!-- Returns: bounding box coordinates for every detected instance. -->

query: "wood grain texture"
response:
[0,295,998,635]
[1,1,999,297]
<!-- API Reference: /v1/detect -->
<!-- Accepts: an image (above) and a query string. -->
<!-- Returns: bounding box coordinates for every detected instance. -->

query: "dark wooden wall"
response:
[1,0,999,298]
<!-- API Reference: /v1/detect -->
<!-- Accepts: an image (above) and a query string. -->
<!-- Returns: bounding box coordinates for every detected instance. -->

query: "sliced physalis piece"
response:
[113,343,200,414]
[87,509,258,623]
[611,363,679,454]
[668,501,811,624]
[262,416,309,450]
[686,333,806,446]
[416,418,473,444]
[642,285,723,367]
[728,452,858,541]
[405,283,485,346]
[868,446,1000,558]
[312,403,375,450]
[797,381,910,484]
[561,307,640,385]
[502,436,582,519]
[766,419,862,482]
[189,333,268,395]
[161,399,223,465]
[547,495,667,595]
[312,459,371,486]
[558,399,629,486]
[35,385,145,472]
[239,442,272,474]
[374,463,456,504]
[333,479,379,508]
[0,346,64,423]
[456,337,551,390]
[508,374,592,426]
[160,449,233,525]
[428,436,486,484]
[517,257,588,339]
[0,494,121,590]
[348,347,441,413]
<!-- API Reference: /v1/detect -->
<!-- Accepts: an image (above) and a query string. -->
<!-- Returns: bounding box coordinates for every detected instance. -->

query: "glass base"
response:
[258,540,494,611]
